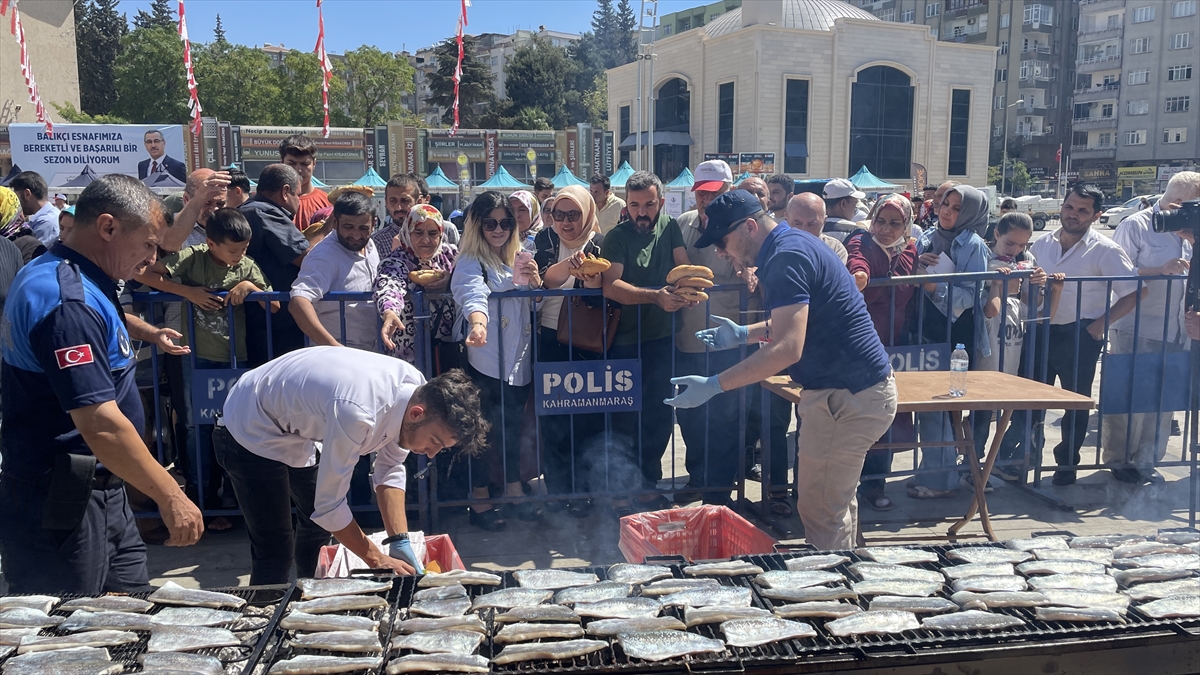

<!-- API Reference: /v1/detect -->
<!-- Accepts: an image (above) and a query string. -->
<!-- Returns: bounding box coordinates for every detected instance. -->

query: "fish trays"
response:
[619,505,778,564]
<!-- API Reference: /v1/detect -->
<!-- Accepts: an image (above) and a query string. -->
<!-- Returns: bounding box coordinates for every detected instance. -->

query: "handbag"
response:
[557,292,620,354]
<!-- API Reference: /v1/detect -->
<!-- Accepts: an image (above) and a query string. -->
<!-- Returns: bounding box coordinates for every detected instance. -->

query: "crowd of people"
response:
[0,129,1196,593]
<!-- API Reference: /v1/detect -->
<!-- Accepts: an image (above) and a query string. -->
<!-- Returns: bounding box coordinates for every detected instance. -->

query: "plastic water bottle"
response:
[949,343,969,398]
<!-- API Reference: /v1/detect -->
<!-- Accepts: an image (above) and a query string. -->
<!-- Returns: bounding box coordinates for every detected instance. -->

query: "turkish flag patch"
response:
[54,344,95,369]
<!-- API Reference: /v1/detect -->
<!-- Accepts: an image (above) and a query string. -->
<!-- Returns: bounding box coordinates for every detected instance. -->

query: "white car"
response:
[1101,194,1161,228]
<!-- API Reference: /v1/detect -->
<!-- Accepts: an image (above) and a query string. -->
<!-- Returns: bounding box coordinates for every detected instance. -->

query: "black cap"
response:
[695,189,764,249]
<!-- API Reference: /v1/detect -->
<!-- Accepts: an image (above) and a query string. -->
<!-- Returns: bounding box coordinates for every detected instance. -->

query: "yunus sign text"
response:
[535,360,641,415]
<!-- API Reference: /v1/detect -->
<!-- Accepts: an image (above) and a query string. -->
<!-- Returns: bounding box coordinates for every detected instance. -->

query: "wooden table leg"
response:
[947,412,987,541]
[949,409,1013,541]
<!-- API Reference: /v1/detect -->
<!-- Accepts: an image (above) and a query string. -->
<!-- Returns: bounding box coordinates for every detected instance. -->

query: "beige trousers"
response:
[795,375,898,550]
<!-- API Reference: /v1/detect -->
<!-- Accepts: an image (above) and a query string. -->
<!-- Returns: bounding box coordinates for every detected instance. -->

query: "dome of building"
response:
[704,0,879,38]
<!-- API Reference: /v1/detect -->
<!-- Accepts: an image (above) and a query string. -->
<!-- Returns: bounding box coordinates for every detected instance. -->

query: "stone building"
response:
[0,0,79,136]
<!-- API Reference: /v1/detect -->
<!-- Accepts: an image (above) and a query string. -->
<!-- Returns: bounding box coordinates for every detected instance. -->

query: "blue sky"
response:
[119,0,700,55]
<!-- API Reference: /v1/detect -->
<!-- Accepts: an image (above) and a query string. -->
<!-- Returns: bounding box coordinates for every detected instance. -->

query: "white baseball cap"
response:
[693,159,733,192]
[823,178,866,200]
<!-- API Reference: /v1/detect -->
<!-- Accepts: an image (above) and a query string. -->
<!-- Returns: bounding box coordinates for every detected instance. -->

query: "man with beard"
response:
[290,191,381,351]
[766,174,793,218]
[373,173,423,257]
[600,171,695,514]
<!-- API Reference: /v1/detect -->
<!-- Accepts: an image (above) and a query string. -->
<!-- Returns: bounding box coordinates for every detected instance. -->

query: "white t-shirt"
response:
[979,296,1026,374]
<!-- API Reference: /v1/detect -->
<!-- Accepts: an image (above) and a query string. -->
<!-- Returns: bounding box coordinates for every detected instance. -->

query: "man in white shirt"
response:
[1104,171,1199,483]
[290,191,381,350]
[213,347,485,584]
[590,174,626,234]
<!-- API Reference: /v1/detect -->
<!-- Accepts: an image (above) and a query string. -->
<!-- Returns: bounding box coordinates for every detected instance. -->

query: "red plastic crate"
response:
[618,504,777,563]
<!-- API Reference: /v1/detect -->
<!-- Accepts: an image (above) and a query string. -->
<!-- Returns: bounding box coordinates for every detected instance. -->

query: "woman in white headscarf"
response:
[509,190,542,253]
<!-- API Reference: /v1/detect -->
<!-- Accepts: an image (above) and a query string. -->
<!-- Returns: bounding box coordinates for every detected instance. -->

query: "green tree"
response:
[988,164,1003,190]
[613,0,638,65]
[504,37,577,129]
[75,0,128,116]
[212,14,228,48]
[194,45,278,125]
[1010,160,1033,194]
[52,102,129,124]
[426,36,495,129]
[591,0,617,65]
[582,73,608,126]
[273,50,346,127]
[111,26,189,123]
[334,45,415,128]
[513,107,552,130]
[133,0,174,30]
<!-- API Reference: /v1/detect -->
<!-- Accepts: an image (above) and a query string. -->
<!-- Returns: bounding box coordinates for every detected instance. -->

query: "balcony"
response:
[1076,53,1122,71]
[1071,115,1118,129]
[1022,44,1052,55]
[945,0,988,17]
[1080,0,1120,6]
[1073,82,1120,102]
[1069,144,1117,159]
[1078,26,1123,41]
[943,23,987,40]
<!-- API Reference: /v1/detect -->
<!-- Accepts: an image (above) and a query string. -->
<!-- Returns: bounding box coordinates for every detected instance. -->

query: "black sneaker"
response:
[1142,469,1165,484]
[1111,468,1141,484]
[1051,470,1077,486]
[1171,420,1182,437]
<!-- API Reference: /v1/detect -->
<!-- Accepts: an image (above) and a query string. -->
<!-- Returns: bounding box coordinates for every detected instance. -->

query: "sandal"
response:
[767,492,793,517]
[469,507,507,531]
[906,485,960,500]
[862,489,893,511]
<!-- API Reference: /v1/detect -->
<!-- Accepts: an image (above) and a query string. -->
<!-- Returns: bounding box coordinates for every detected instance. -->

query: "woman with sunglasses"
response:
[451,191,543,530]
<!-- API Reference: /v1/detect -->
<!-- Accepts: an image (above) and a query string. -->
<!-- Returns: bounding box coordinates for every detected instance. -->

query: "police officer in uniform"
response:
[0,175,203,594]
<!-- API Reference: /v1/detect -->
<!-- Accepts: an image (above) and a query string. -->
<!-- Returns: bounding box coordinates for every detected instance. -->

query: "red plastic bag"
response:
[618,505,777,563]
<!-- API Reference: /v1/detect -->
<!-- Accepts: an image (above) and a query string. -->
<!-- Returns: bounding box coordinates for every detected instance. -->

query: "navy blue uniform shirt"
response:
[0,243,141,480]
[755,225,891,393]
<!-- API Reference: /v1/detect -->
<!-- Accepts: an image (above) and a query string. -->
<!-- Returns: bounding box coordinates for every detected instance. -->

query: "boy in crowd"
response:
[280,134,331,231]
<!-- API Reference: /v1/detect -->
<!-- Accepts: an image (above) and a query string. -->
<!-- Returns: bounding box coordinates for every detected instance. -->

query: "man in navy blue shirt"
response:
[666,190,897,550]
[0,175,203,594]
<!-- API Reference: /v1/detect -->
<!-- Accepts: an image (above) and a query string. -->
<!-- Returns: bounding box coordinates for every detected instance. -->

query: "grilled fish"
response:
[1126,578,1200,601]
[950,591,1049,609]
[849,563,943,584]
[1138,594,1200,619]
[855,547,938,565]
[1113,542,1193,559]
[554,582,632,605]
[784,554,850,571]
[760,585,858,603]
[1116,554,1200,570]
[296,578,391,600]
[639,578,719,596]
[721,617,816,647]
[288,629,382,653]
[682,606,770,627]
[418,570,502,588]
[587,616,686,636]
[150,606,241,627]
[617,630,725,661]
[409,597,471,618]
[279,611,378,633]
[146,625,240,653]
[2,647,122,675]
[411,584,467,603]
[494,622,585,643]
[385,653,490,674]
[1035,606,1125,622]
[390,629,484,655]
[57,597,153,614]
[1007,536,1069,552]
[1113,567,1194,586]
[139,652,224,675]
[1035,548,1114,564]
[1039,589,1130,611]
[494,604,579,623]
[0,597,58,614]
[513,569,598,590]
[771,601,863,619]
[921,610,1024,632]
[574,597,663,619]
[491,638,607,665]
[754,570,844,589]
[392,616,486,634]
[17,630,138,654]
[1070,534,1145,549]
[852,579,943,597]
[825,610,919,637]
[946,548,1032,565]
[59,610,154,633]
[1156,531,1200,545]
[0,629,39,647]
[606,564,673,585]
[267,655,382,674]
[1016,560,1107,576]
[682,561,764,577]
[869,596,959,614]
[659,586,752,608]
[0,608,64,629]
[942,563,1015,580]
[1027,574,1117,593]
[289,594,389,614]
[469,588,552,611]
[950,576,1028,593]
[148,582,246,610]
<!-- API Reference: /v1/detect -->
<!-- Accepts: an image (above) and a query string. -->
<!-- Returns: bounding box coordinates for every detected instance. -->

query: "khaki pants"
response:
[795,375,898,550]
[1101,330,1182,471]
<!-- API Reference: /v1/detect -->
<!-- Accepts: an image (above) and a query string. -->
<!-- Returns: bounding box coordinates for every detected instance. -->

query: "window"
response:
[1170,33,1191,49]
[1127,99,1149,115]
[848,66,913,179]
[1165,95,1191,112]
[994,124,1003,137]
[1073,131,1088,146]
[1099,132,1112,147]
[717,82,734,153]
[948,90,971,176]
[901,8,914,22]
[1131,37,1151,54]
[878,8,895,21]
[926,3,940,17]
[1101,103,1114,117]
[1168,65,1193,80]
[1001,12,1010,28]
[783,79,809,174]
[1023,4,1053,25]
[1132,5,1155,22]
[1124,129,1147,145]
[1164,127,1188,143]
[1000,41,1009,54]
[995,95,1006,109]
[1173,1,1197,17]
[996,69,1007,82]
[1108,14,1121,29]
[619,105,631,165]
[1129,68,1150,84]
[1074,103,1090,119]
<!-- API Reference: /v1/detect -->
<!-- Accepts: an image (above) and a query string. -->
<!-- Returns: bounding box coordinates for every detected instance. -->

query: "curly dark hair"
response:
[414,368,489,455]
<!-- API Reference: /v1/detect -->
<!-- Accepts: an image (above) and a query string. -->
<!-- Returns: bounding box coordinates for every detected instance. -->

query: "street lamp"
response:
[1001,97,1025,196]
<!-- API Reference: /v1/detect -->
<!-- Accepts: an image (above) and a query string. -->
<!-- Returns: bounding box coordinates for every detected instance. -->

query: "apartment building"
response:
[656,0,742,38]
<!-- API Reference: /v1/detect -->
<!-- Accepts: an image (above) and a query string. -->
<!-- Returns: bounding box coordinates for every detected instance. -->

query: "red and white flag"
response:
[178,0,202,136]
[0,0,52,134]
[1056,144,1062,164]
[451,0,470,135]
[315,0,332,138]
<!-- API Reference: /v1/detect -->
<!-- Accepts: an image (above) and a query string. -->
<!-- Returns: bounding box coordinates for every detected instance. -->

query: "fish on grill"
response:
[681,606,771,627]
[146,625,240,653]
[1016,560,1107,576]
[554,581,632,605]
[390,629,483,655]
[1070,535,1145,549]
[0,629,39,646]
[412,584,467,603]
[606,564,673,585]
[588,616,687,636]
[17,630,138,654]
[289,594,389,614]
[57,597,153,614]
[513,569,599,590]
[148,582,246,610]
[869,596,959,614]
[1027,574,1117,593]
[385,653,490,674]
[825,610,919,637]
[287,629,382,653]
[721,617,816,647]
[784,554,850,571]
[1039,589,1130,611]
[1007,536,1069,552]
[760,585,859,603]
[855,547,938,565]
[494,622,585,643]
[1115,554,1200,570]
[1113,567,1194,586]
[1156,531,1200,545]
[921,610,1024,632]
[1138,594,1200,619]
[1035,607,1126,622]
[0,597,58,614]
[267,655,382,674]
[296,578,391,600]
[754,570,845,590]
[946,548,1033,565]
[279,611,378,633]
[59,610,154,633]
[574,597,663,619]
[941,563,1016,580]
[617,630,725,662]
[469,588,552,611]
[418,570,502,588]
[2,647,122,675]
[150,606,242,627]
[659,586,752,608]
[491,638,607,665]
[1035,548,1114,564]
[950,591,1049,609]
[950,576,1028,593]
[852,579,943,597]
[682,561,764,577]
[1114,542,1194,559]
[494,605,579,623]
[848,563,943,584]
[639,578,719,596]
[392,616,486,634]
[771,601,863,619]
[139,652,224,675]
[0,608,64,629]
[1126,578,1200,601]
[408,597,471,618]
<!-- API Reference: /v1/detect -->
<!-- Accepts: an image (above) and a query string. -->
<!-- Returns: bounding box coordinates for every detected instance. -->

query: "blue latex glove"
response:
[695,315,749,351]
[388,538,425,575]
[664,375,724,409]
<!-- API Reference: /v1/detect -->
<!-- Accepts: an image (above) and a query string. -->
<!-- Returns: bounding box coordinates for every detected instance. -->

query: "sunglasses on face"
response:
[482,218,516,232]
[551,210,583,223]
